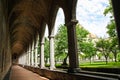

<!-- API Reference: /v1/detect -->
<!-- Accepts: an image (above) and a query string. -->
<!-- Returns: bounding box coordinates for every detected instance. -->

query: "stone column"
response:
[21,55,24,65]
[35,37,39,67]
[28,46,31,66]
[35,47,38,67]
[49,35,55,70]
[24,54,26,65]
[23,54,25,65]
[26,52,29,65]
[111,0,120,45]
[21,56,23,64]
[25,53,27,65]
[40,38,45,68]
[20,57,21,64]
[31,42,34,66]
[66,20,80,73]
[18,56,21,64]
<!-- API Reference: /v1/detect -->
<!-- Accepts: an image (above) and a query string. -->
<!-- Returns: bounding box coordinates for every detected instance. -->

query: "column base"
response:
[50,66,56,70]
[40,67,46,69]
[67,67,81,73]
[40,66,46,68]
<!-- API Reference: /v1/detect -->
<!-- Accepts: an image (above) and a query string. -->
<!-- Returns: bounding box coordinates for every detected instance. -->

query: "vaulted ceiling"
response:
[1,0,120,59]
[7,0,77,56]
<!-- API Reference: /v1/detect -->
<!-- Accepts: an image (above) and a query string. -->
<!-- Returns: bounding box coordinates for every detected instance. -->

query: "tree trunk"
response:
[90,56,92,64]
[62,54,68,67]
[105,56,108,64]
[113,51,117,62]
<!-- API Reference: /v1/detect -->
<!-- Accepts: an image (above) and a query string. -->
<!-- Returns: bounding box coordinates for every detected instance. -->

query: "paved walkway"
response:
[10,65,49,80]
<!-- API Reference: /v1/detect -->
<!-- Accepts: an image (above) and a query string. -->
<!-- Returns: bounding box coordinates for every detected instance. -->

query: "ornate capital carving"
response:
[65,19,78,26]
[41,42,45,45]
[48,35,54,38]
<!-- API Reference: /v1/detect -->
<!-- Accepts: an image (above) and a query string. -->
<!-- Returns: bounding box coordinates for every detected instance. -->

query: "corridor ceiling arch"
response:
[7,0,77,56]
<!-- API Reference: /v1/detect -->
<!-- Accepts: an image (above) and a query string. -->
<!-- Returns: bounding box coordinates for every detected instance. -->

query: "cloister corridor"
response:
[0,0,120,80]
[10,65,49,80]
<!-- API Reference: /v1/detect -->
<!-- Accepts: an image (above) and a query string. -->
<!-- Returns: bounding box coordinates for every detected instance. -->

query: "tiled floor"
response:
[10,65,49,80]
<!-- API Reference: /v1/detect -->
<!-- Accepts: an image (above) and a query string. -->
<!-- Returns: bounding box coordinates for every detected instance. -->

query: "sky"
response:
[46,0,110,38]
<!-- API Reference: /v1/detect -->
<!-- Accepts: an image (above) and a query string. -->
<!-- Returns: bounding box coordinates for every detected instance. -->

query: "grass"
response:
[80,61,120,68]
[46,61,120,68]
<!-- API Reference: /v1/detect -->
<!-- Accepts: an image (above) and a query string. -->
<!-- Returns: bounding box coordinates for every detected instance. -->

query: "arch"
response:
[54,8,65,35]
[61,0,78,24]
[48,5,59,36]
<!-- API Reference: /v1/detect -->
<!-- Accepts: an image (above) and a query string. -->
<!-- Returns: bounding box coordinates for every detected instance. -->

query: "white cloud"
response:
[76,0,110,37]
[45,0,110,38]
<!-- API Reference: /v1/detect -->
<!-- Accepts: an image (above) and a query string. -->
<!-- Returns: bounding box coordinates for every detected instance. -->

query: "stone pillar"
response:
[24,54,26,65]
[31,42,34,66]
[26,52,29,65]
[19,56,22,64]
[111,0,120,45]
[18,57,21,64]
[66,20,80,73]
[21,56,23,64]
[27,50,30,66]
[28,46,31,66]
[35,47,38,67]
[21,55,24,65]
[35,37,39,67]
[23,54,25,65]
[24,53,27,65]
[40,38,45,68]
[49,35,55,70]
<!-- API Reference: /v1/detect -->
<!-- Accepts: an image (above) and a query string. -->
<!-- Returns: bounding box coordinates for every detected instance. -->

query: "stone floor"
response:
[10,65,49,80]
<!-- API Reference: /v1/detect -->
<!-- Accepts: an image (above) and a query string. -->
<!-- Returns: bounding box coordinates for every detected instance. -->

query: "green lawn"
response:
[80,61,120,68]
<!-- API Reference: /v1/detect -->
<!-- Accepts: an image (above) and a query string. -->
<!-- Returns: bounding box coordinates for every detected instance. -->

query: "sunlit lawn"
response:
[80,61,120,68]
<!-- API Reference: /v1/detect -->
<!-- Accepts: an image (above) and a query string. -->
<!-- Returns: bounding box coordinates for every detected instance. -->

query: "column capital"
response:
[65,19,78,26]
[41,42,45,45]
[48,35,54,38]
[35,46,38,48]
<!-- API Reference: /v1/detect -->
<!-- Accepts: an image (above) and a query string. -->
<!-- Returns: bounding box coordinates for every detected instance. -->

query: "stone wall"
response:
[21,65,120,80]
[0,0,12,79]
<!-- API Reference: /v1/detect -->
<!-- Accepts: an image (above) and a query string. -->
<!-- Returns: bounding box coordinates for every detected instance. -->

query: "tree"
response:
[55,24,68,66]
[104,0,113,17]
[96,38,111,64]
[109,37,119,62]
[55,24,89,66]
[76,24,89,57]
[104,0,119,62]
[80,41,96,63]
[76,24,89,42]
[44,38,50,64]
